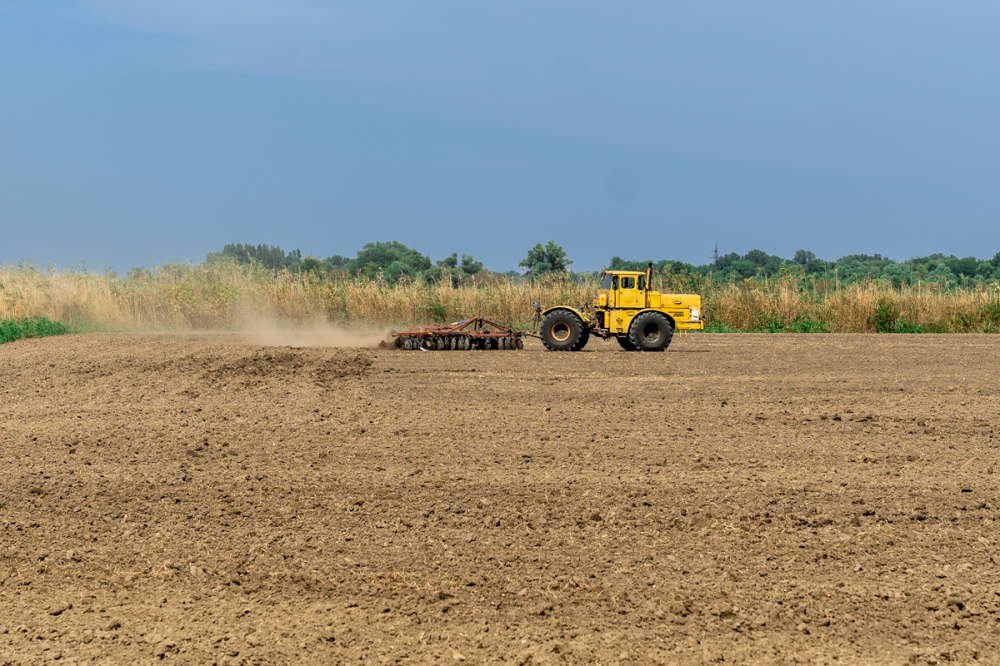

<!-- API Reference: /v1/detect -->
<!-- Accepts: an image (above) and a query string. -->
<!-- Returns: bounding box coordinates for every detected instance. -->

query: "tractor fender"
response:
[540,306,592,327]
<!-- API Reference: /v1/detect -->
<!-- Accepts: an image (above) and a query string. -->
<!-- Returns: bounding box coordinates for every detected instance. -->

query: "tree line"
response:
[204,240,571,285]
[201,241,1000,288]
[610,249,1000,288]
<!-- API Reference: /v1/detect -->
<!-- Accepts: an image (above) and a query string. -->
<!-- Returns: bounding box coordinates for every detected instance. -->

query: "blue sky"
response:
[2,1,999,272]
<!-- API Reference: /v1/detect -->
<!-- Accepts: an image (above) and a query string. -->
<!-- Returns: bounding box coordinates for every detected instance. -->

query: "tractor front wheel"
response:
[629,312,673,351]
[540,310,585,351]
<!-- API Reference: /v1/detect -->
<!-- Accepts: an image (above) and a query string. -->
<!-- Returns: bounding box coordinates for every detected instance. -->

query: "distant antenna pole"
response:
[713,243,719,264]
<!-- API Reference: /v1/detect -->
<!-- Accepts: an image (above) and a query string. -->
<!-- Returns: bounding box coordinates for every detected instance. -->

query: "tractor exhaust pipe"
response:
[646,262,653,293]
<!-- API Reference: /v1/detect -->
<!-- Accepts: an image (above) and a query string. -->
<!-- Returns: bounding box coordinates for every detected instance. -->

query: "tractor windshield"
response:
[601,274,612,290]
[638,275,646,290]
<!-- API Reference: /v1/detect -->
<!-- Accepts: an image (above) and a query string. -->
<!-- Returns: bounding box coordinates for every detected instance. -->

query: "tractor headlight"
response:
[691,308,700,322]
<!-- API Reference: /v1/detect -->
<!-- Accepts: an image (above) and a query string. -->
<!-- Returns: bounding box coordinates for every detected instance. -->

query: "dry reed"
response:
[2,262,998,333]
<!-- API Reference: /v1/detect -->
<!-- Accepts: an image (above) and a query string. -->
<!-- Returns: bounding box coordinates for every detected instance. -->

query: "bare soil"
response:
[2,332,999,665]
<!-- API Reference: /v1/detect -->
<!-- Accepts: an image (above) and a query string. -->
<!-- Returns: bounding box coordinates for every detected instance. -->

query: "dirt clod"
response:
[46,602,72,616]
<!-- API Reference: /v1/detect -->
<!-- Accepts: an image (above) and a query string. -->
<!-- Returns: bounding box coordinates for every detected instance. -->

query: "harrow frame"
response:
[391,317,524,350]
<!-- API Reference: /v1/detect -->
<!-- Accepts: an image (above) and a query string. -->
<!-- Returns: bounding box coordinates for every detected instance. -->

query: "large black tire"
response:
[628,312,673,351]
[570,328,590,352]
[616,335,638,351]
[540,310,585,351]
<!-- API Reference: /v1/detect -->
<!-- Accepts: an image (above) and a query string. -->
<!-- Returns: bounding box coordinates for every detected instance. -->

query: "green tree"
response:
[880,262,906,287]
[945,255,979,277]
[714,252,741,271]
[210,243,302,271]
[299,256,323,276]
[804,259,829,275]
[609,256,646,271]
[792,249,816,265]
[422,265,447,284]
[928,261,956,286]
[731,260,759,279]
[346,241,432,284]
[460,254,484,274]
[519,241,572,275]
[323,255,349,271]
[437,253,459,269]
[658,259,695,274]
[836,253,884,266]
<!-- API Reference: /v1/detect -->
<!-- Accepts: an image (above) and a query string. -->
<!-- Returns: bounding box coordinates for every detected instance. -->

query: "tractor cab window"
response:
[601,274,612,290]
[637,275,646,290]
[621,276,636,290]
[612,275,619,290]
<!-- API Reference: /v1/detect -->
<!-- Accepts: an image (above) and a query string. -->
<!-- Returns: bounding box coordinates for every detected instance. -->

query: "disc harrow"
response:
[391,317,524,351]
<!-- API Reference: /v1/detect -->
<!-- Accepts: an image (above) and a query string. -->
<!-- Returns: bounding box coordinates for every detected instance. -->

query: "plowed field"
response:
[2,333,999,664]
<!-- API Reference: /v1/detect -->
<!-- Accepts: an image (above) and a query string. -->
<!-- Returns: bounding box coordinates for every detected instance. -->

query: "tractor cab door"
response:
[618,275,643,309]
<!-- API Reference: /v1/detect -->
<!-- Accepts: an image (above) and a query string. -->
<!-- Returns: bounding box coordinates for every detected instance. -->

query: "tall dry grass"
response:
[0,262,593,331]
[2,261,999,333]
[703,275,1000,333]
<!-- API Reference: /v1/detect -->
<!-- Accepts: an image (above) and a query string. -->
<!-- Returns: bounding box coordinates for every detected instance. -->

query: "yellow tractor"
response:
[539,263,702,351]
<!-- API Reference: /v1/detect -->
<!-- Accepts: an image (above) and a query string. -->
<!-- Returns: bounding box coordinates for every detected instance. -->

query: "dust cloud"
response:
[241,318,391,349]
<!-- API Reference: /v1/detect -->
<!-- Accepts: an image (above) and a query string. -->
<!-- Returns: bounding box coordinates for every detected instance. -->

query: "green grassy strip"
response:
[0,317,69,344]
[701,318,956,333]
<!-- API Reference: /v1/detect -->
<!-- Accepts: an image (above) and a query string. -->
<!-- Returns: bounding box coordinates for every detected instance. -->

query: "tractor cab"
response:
[597,270,652,310]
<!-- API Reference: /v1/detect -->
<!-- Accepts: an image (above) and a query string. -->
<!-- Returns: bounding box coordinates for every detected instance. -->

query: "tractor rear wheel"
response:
[629,312,673,351]
[570,328,590,351]
[616,336,638,351]
[540,310,585,351]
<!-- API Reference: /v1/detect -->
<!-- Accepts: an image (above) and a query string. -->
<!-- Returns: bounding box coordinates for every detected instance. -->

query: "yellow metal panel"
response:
[593,271,703,332]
